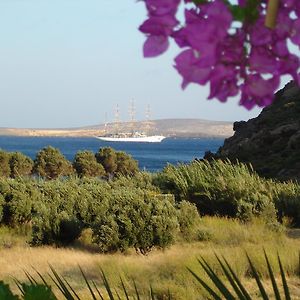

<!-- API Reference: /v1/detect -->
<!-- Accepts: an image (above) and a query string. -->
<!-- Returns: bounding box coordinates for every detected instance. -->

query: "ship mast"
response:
[129,100,136,133]
[144,104,152,134]
[114,104,120,134]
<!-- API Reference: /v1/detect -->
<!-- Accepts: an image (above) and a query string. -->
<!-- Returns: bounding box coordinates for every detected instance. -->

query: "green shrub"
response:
[176,200,200,241]
[92,189,179,254]
[33,146,74,179]
[9,152,33,178]
[0,150,11,178]
[73,150,105,178]
[95,147,139,177]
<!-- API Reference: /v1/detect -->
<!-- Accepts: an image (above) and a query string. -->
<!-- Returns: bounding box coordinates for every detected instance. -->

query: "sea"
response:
[0,136,224,172]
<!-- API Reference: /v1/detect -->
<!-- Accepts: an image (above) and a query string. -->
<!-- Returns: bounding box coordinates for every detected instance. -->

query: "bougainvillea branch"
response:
[139,0,300,109]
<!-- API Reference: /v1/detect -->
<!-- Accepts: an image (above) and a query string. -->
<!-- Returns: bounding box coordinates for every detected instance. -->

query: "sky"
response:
[0,0,281,128]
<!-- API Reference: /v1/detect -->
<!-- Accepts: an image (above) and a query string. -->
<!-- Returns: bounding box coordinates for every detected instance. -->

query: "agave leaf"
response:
[31,267,50,288]
[222,257,252,300]
[278,254,291,300]
[62,276,81,300]
[133,279,141,300]
[115,288,122,300]
[49,266,74,300]
[23,270,37,285]
[100,268,115,300]
[187,267,222,300]
[120,276,130,300]
[214,254,247,299]
[150,285,155,300]
[92,280,105,300]
[79,266,97,300]
[198,257,235,300]
[263,250,281,300]
[246,253,269,300]
[48,273,66,298]
[13,277,25,297]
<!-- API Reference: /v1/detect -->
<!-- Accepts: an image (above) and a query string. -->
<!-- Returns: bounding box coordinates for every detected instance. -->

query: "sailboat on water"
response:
[96,103,166,143]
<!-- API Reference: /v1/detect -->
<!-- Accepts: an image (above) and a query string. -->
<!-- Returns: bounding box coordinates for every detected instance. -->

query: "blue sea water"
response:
[0,136,224,172]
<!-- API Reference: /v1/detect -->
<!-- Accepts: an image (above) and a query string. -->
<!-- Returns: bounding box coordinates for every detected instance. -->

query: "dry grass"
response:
[1,218,300,299]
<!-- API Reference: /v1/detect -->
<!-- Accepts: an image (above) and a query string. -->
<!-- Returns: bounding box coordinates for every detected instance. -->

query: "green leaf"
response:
[79,266,97,300]
[198,257,235,300]
[246,254,269,300]
[263,250,281,300]
[187,267,222,300]
[229,5,246,22]
[214,254,247,299]
[22,284,57,300]
[278,254,291,300]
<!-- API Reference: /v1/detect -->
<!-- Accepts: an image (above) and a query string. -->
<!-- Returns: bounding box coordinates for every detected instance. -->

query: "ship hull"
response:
[95,135,166,143]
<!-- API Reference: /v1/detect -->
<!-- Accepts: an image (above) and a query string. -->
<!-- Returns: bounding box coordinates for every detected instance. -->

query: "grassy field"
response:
[1,217,300,299]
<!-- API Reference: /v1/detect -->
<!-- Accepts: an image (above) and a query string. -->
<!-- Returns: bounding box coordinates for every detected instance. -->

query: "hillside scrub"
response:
[154,159,300,226]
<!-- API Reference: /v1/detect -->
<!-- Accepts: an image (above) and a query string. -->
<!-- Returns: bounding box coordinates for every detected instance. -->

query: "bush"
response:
[9,152,33,178]
[73,150,105,178]
[95,147,139,177]
[33,146,74,179]
[92,189,179,254]
[0,150,11,178]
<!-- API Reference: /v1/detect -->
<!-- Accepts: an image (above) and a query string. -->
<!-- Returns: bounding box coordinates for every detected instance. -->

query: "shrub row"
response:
[0,146,139,180]
[0,174,199,253]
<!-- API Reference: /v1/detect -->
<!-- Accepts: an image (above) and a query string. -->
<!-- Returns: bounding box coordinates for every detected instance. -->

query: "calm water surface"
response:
[0,136,224,172]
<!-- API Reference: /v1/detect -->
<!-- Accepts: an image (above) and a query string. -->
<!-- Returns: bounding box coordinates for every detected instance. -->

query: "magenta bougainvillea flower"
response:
[139,0,300,109]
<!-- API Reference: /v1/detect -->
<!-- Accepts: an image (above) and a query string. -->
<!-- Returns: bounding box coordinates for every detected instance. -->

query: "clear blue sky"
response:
[0,0,281,128]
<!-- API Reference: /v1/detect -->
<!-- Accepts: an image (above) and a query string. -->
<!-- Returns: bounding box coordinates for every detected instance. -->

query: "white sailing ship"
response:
[96,103,166,143]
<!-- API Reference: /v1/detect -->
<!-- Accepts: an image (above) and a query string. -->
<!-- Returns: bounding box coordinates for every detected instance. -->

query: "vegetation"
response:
[0,150,11,177]
[9,152,33,178]
[33,146,74,179]
[155,159,300,226]
[0,146,138,180]
[0,250,296,299]
[73,150,105,178]
[0,151,300,299]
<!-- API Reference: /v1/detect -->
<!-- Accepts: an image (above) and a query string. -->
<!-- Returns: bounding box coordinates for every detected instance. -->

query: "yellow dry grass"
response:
[1,217,300,299]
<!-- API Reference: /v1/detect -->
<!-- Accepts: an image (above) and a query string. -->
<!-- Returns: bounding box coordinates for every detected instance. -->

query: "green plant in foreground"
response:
[189,250,294,300]
[0,251,297,299]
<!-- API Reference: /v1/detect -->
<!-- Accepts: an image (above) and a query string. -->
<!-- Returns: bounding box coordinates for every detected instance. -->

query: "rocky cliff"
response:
[205,81,300,181]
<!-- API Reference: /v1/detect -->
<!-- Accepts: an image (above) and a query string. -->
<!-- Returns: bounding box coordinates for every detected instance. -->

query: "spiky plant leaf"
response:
[101,269,115,300]
[79,266,97,300]
[222,256,252,300]
[49,266,74,300]
[278,254,291,300]
[214,254,247,299]
[92,280,105,300]
[120,277,130,300]
[263,250,281,300]
[246,254,269,300]
[198,257,235,300]
[187,267,222,300]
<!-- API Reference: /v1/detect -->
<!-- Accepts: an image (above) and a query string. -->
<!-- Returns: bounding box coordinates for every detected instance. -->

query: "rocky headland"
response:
[206,81,300,181]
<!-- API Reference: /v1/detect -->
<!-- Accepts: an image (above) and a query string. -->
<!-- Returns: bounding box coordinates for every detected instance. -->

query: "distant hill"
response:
[0,118,234,138]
